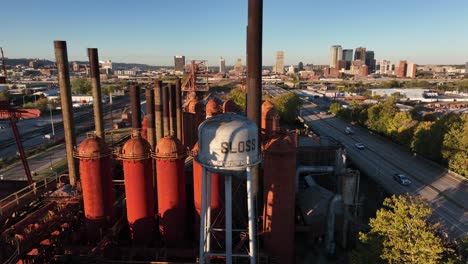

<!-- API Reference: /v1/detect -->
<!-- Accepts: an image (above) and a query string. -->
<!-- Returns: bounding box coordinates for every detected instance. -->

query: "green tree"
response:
[387,111,417,147]
[442,114,468,177]
[71,78,92,95]
[0,90,10,101]
[272,92,303,124]
[291,74,299,89]
[228,86,246,112]
[329,102,341,115]
[358,195,446,264]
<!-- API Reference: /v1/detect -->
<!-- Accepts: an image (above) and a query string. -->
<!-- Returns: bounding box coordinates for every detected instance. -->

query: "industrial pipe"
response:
[54,40,78,186]
[175,78,182,141]
[325,195,343,255]
[145,88,155,149]
[296,165,335,192]
[88,48,105,141]
[130,85,141,129]
[154,80,163,143]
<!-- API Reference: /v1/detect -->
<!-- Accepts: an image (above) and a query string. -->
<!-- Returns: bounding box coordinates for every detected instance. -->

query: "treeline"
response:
[330,98,468,177]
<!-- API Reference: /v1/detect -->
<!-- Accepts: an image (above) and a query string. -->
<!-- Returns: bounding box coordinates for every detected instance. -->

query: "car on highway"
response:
[345,126,354,135]
[354,143,365,150]
[393,173,412,186]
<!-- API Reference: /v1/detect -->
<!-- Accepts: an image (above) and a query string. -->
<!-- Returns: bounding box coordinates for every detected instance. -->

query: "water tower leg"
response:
[206,171,212,253]
[246,165,257,264]
[199,167,207,264]
[225,175,232,264]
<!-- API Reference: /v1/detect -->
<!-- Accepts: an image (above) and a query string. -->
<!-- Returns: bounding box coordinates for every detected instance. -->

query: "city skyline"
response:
[1,0,468,65]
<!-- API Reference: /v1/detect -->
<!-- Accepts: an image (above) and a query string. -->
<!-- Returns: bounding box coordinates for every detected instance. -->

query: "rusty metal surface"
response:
[88,48,105,141]
[54,40,78,186]
[130,85,141,129]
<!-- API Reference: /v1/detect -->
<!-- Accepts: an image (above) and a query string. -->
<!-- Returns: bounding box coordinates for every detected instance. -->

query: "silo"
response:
[119,131,155,244]
[192,142,223,240]
[261,101,279,137]
[74,135,114,231]
[153,136,188,247]
[205,99,221,119]
[263,133,297,264]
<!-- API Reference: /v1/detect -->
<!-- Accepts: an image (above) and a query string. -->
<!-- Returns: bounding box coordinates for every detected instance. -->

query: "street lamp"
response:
[49,103,55,136]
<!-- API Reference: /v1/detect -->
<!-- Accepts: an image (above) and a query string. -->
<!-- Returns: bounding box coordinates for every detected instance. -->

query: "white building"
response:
[379,60,393,75]
[219,57,226,73]
[329,45,342,68]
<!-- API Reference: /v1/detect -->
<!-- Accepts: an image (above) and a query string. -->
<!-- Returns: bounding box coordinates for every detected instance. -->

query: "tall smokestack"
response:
[169,83,177,136]
[175,78,182,141]
[145,88,155,149]
[130,84,141,129]
[246,0,262,196]
[54,40,78,186]
[162,84,170,137]
[88,48,105,142]
[154,80,163,143]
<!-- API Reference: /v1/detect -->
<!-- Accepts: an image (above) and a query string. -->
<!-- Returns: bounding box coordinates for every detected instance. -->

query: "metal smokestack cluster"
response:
[145,88,156,149]
[154,80,164,143]
[53,40,78,186]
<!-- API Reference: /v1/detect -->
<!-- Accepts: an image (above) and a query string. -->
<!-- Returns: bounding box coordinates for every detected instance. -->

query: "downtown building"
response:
[329,45,342,68]
[174,55,185,72]
[274,51,285,74]
[395,60,417,78]
[379,60,393,75]
[342,49,353,70]
[219,57,226,73]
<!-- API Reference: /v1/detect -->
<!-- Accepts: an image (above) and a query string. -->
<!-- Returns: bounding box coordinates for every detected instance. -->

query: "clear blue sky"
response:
[2,0,467,66]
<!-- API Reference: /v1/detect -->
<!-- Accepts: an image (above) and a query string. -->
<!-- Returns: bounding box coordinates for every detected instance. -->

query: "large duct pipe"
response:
[175,78,182,141]
[54,40,78,186]
[88,48,105,142]
[169,83,177,137]
[130,85,141,129]
[162,84,170,137]
[246,0,263,197]
[145,88,155,149]
[296,165,335,192]
[154,80,163,143]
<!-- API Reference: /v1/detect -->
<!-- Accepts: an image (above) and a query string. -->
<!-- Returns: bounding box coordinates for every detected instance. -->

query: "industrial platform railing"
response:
[0,170,64,217]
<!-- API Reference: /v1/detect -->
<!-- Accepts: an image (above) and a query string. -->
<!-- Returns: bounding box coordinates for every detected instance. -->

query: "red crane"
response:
[0,100,40,184]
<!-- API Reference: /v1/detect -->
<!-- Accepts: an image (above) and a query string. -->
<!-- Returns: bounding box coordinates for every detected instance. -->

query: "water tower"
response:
[196,113,261,264]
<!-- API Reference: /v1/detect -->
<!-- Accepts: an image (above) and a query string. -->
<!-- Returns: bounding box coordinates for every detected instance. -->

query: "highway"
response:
[265,86,467,239]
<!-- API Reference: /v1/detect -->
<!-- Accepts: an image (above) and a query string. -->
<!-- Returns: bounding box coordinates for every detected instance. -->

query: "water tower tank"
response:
[196,113,261,174]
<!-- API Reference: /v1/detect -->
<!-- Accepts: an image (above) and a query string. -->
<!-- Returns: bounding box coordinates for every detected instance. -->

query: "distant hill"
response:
[3,58,161,70]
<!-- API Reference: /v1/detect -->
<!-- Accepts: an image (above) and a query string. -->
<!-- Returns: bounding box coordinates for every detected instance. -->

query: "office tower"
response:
[465,62,468,74]
[101,60,113,70]
[396,60,408,78]
[329,45,342,68]
[174,55,185,72]
[275,51,285,74]
[365,51,376,73]
[354,47,367,62]
[342,49,353,70]
[219,57,226,73]
[234,58,244,73]
[298,61,304,71]
[406,63,417,78]
[379,60,392,74]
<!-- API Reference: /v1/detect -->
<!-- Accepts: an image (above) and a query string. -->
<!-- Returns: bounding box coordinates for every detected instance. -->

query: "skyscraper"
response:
[234,58,244,74]
[396,60,408,78]
[219,57,226,73]
[365,51,376,73]
[174,55,185,72]
[275,51,285,74]
[330,45,342,68]
[342,49,353,70]
[406,63,417,78]
[379,60,392,75]
[354,47,367,62]
[465,62,468,74]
